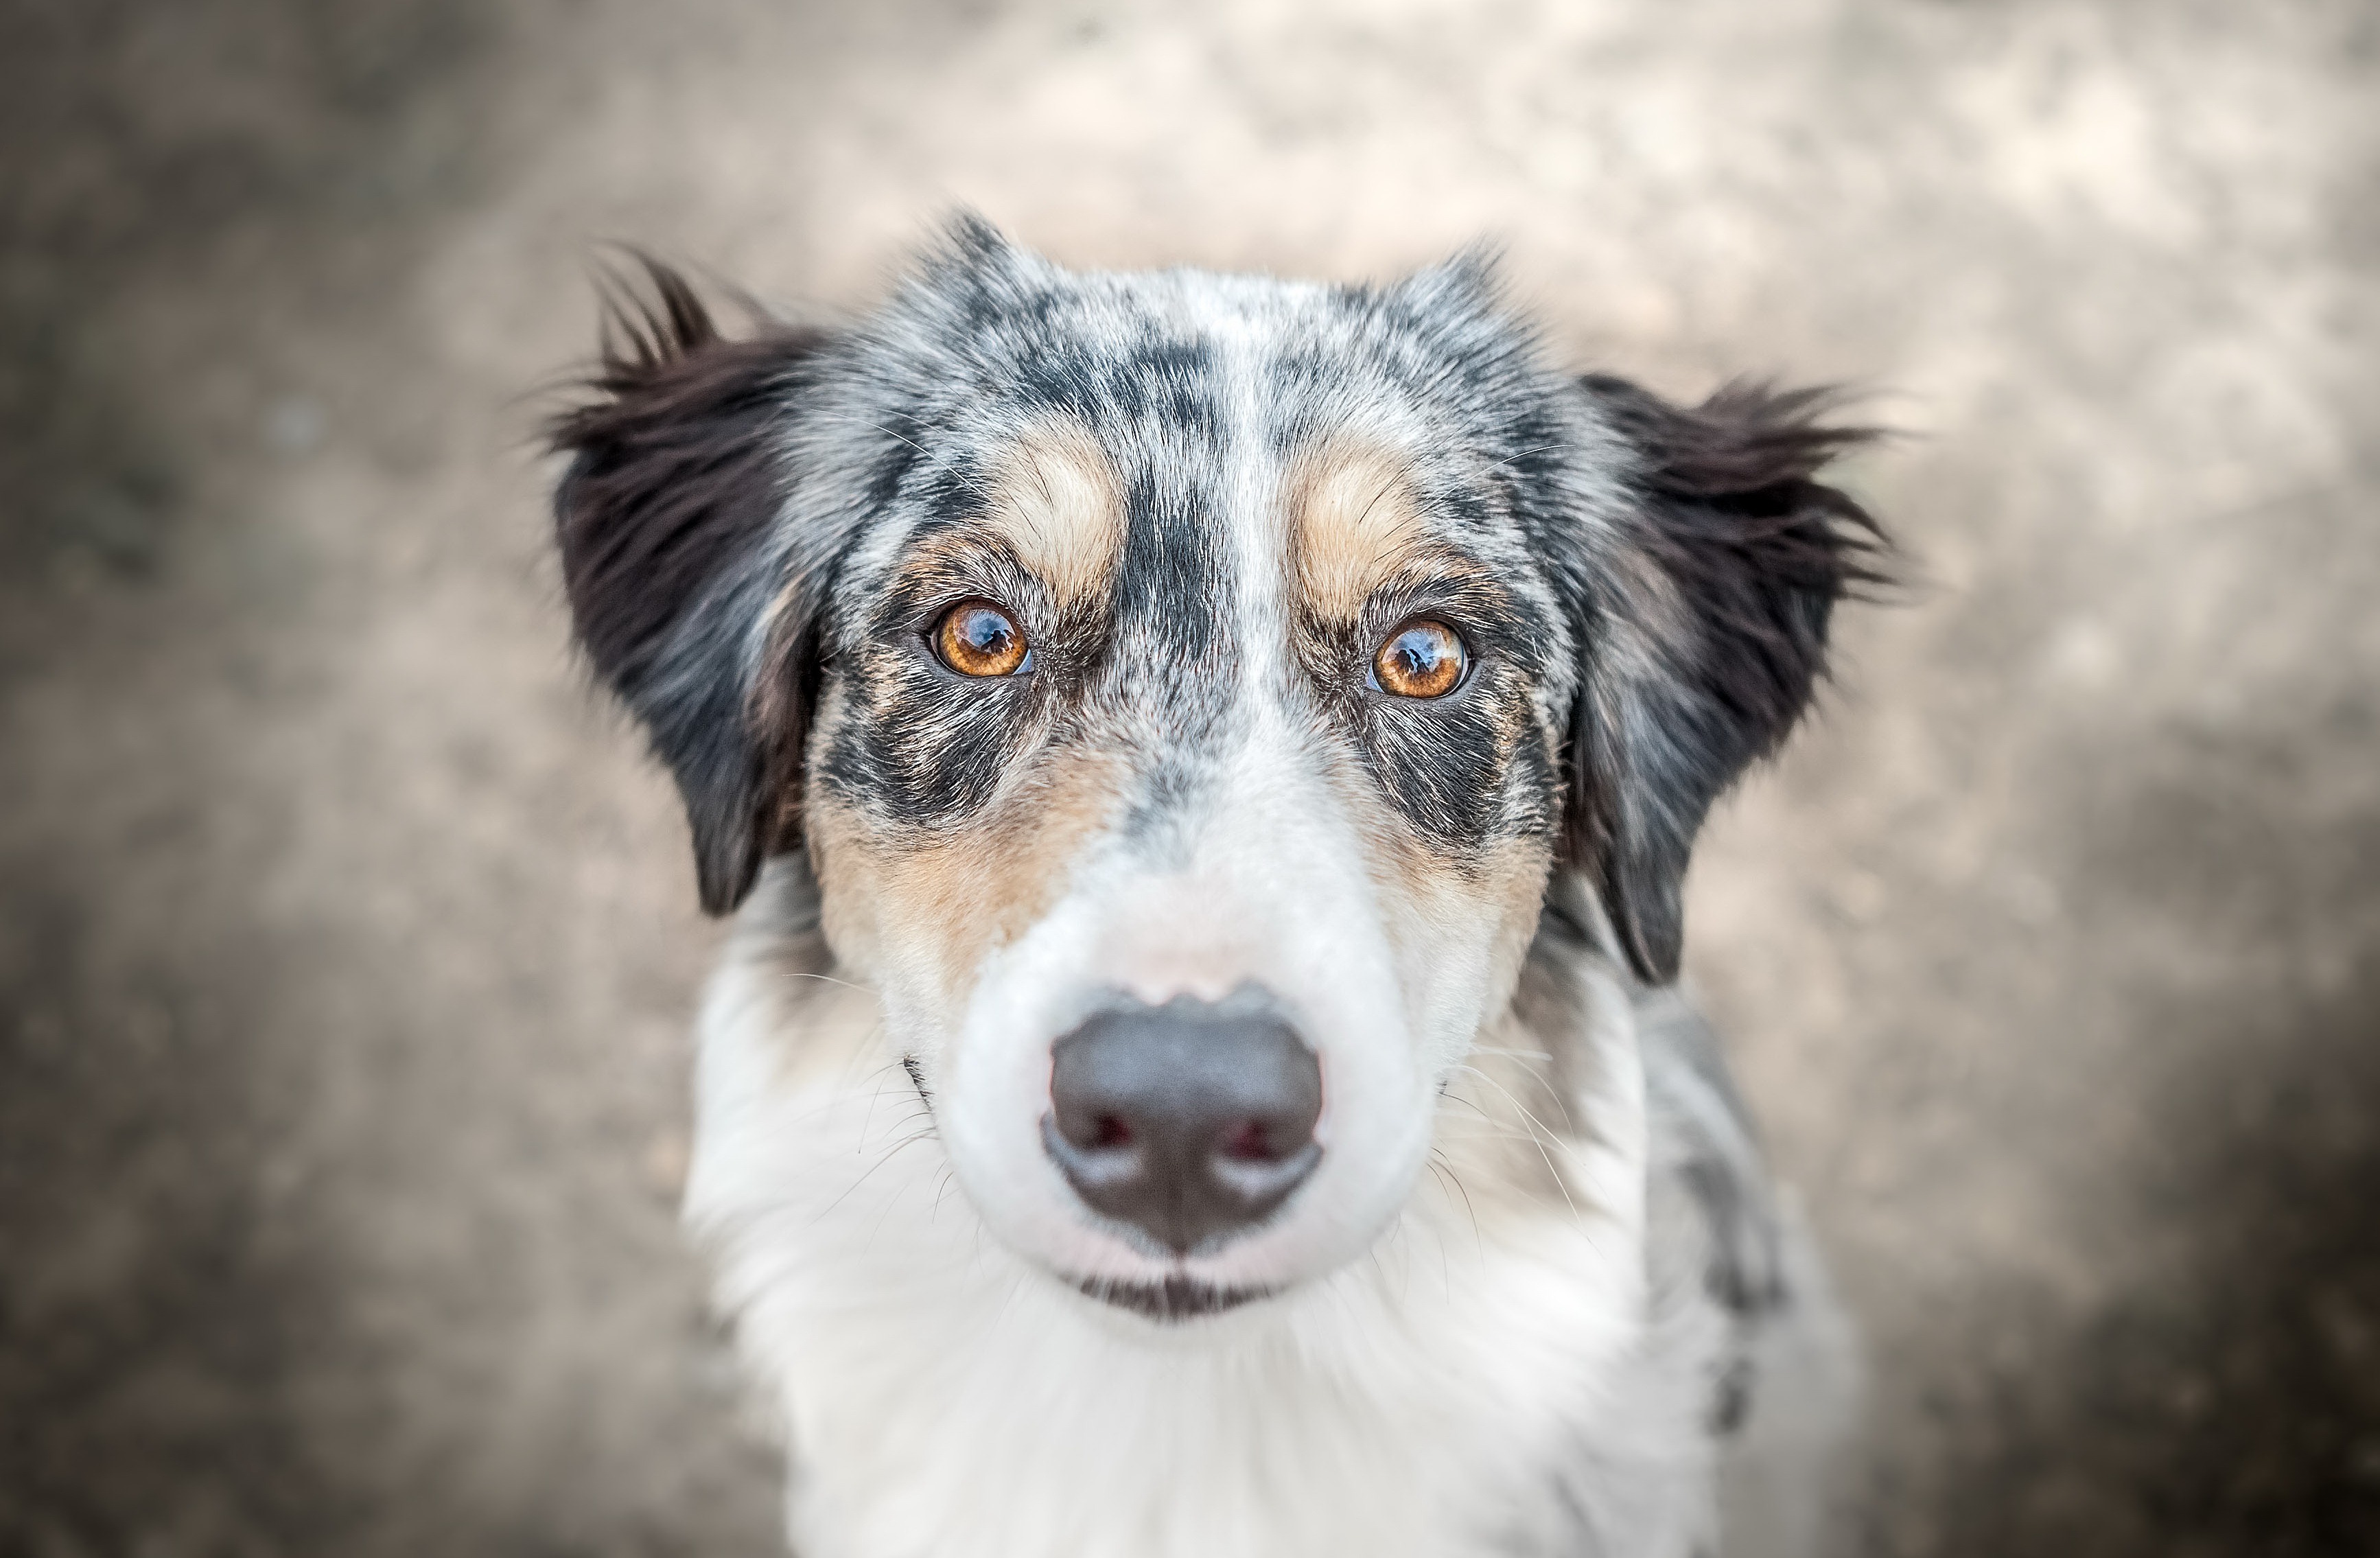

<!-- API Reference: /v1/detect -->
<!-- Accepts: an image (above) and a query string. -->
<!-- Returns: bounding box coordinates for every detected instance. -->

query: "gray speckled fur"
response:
[550,219,1880,1558]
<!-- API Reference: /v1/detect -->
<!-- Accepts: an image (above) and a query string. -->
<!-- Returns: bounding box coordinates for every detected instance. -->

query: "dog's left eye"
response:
[1370,619,1467,699]
[932,599,1031,677]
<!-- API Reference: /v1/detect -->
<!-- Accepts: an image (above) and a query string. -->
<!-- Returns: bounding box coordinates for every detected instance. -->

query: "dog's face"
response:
[551,224,1877,1318]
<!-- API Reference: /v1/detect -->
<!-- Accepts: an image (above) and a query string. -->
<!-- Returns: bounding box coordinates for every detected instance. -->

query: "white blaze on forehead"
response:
[1230,321,1295,707]
[1099,293,1408,1021]
[1145,287,1302,725]
[1093,729,1380,1011]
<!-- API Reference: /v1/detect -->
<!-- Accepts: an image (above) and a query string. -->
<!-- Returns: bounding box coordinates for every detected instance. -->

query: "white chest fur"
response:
[683,874,1736,1558]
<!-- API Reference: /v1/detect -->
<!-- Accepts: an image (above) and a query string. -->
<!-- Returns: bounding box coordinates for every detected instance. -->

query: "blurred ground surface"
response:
[2,1,2377,1554]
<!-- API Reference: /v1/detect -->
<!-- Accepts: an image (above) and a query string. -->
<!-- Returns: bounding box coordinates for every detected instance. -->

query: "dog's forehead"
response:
[841,246,1556,550]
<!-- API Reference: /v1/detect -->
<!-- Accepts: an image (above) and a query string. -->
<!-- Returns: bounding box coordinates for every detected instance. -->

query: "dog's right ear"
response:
[548,259,830,914]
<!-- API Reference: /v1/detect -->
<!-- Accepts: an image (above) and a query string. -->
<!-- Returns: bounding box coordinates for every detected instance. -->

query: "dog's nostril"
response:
[1219,1121,1274,1162]
[1043,994,1324,1255]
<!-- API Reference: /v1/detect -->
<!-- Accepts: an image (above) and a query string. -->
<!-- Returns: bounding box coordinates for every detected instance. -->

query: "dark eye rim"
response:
[924,596,1035,679]
[1365,616,1472,700]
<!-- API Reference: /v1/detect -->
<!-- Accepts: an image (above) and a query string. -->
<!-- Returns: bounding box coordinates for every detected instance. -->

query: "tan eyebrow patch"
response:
[1287,441,1434,623]
[981,423,1125,608]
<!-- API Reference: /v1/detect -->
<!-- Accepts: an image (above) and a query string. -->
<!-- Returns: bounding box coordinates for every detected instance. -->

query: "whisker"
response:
[863,1130,945,1251]
[1355,469,1401,533]
[1454,1063,1582,1224]
[1467,1045,1561,1084]
[1457,1054,1578,1135]
[1478,443,1569,477]
[855,1062,896,1151]
[1421,1159,1471,1293]
[802,415,1000,504]
[1432,1118,1565,1150]
[808,1124,940,1229]
[776,969,879,995]
[831,1041,902,1118]
[1428,1148,1484,1259]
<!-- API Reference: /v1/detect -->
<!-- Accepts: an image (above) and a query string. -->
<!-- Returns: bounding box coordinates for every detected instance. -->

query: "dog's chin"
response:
[1069,1272,1276,1323]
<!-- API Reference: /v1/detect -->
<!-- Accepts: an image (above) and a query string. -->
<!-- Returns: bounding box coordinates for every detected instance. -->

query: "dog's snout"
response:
[1041,997,1324,1256]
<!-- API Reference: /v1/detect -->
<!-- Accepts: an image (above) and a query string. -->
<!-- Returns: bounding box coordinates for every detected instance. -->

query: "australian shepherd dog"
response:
[546,220,1885,1558]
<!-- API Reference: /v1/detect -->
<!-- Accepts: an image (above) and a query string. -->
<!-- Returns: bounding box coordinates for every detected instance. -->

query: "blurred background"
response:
[1,1,2375,1553]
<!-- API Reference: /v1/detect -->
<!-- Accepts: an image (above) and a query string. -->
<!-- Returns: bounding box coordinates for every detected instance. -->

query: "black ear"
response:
[1563,376,1889,984]
[547,259,830,913]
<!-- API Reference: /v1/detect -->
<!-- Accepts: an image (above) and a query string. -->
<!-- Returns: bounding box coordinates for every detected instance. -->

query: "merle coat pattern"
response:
[548,221,1882,1558]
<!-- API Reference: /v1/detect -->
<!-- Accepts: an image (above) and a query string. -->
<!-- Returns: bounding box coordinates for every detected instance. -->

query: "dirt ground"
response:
[2,1,2375,1553]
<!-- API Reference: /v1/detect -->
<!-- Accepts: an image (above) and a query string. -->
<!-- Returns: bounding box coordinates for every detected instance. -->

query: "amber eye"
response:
[1371,619,1466,699]
[932,599,1030,677]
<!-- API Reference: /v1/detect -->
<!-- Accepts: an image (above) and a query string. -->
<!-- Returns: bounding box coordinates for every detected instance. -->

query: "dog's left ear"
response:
[547,259,832,914]
[1561,375,1888,985]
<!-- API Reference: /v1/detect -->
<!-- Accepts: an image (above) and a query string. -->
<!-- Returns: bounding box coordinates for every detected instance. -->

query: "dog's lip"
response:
[1070,1272,1275,1322]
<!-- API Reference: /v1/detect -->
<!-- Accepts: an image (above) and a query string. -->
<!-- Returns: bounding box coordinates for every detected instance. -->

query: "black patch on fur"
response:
[1105,451,1236,844]
[820,542,1060,828]
[1563,377,1889,984]
[859,407,928,513]
[1012,336,1220,441]
[1113,465,1224,663]
[1365,697,1515,845]
[1338,571,1552,852]
[547,257,828,912]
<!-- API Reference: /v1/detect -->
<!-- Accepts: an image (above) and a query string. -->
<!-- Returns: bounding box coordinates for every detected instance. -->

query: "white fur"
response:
[684,860,1841,1558]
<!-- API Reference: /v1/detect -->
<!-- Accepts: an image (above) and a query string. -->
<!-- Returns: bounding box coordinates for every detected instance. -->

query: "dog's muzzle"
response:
[1040,993,1324,1256]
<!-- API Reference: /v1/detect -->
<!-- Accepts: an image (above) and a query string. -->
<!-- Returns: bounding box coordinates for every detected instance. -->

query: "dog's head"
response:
[551,223,1880,1318]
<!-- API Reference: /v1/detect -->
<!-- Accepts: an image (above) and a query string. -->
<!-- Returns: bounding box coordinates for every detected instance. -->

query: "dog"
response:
[546,220,1884,1558]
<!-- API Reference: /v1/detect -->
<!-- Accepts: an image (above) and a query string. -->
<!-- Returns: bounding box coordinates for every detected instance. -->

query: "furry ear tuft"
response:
[548,256,828,913]
[1566,375,1890,984]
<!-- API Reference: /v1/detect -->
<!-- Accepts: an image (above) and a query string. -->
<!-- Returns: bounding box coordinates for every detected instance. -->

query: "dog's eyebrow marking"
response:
[810,736,1134,1001]
[1287,439,1432,623]
[979,423,1125,609]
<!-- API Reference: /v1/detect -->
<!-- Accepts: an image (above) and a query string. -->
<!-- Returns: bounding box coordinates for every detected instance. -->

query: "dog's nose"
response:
[1042,996,1324,1255]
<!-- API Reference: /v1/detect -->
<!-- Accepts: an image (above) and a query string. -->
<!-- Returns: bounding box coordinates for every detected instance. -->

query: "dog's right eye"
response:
[931,599,1031,677]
